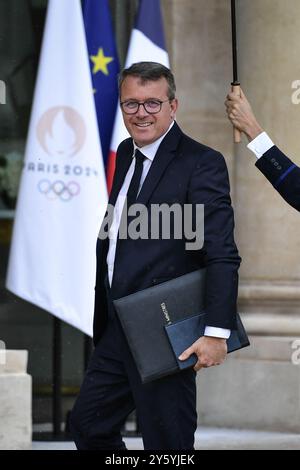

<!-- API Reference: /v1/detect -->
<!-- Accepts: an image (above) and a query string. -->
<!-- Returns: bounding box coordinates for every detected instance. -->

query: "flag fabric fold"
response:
[6,0,107,336]
[106,0,169,193]
[83,0,120,167]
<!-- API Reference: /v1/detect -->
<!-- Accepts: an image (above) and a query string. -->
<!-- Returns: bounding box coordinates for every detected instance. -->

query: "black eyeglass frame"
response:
[120,99,172,115]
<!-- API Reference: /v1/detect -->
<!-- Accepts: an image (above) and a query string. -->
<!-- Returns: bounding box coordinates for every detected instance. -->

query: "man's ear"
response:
[170,98,178,118]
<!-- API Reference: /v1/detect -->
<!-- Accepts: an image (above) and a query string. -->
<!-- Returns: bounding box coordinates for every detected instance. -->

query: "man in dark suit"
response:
[225,89,300,211]
[70,62,241,450]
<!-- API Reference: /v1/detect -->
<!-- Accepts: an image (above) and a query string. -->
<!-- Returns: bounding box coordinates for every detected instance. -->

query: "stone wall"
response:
[0,350,31,449]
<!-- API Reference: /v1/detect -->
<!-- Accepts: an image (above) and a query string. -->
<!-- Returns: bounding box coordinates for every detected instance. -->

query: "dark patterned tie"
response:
[111,149,146,294]
[118,149,146,230]
[126,149,146,208]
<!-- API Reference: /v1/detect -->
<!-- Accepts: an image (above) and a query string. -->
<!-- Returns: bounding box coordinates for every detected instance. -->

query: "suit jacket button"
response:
[277,166,282,170]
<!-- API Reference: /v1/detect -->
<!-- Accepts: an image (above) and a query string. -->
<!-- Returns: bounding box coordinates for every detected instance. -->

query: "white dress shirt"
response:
[107,121,230,339]
[247,131,274,158]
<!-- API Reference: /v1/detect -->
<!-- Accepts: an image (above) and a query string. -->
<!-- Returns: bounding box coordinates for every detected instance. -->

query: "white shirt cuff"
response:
[247,132,274,159]
[204,326,231,339]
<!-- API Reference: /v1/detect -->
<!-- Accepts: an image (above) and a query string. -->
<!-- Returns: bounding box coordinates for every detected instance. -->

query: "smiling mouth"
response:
[135,122,152,128]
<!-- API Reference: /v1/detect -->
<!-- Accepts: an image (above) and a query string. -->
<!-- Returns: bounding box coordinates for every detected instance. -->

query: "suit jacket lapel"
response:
[98,139,133,256]
[136,121,183,206]
[108,139,134,207]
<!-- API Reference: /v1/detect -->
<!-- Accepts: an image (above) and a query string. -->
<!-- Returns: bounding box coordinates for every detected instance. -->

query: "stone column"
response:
[235,0,300,318]
[161,0,300,431]
[226,0,300,430]
[0,350,32,449]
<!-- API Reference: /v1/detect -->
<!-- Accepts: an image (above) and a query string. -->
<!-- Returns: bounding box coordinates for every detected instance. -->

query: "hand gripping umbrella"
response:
[231,0,241,143]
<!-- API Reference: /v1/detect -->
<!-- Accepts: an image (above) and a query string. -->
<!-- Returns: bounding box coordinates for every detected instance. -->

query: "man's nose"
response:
[136,103,149,118]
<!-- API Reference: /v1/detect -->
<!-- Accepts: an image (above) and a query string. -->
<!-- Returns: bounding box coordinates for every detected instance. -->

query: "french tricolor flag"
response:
[106,0,169,193]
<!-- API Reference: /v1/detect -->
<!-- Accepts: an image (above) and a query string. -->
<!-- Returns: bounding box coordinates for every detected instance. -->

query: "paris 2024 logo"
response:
[36,106,86,202]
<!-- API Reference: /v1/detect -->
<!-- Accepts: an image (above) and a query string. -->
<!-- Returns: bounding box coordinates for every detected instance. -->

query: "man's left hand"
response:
[178,336,227,372]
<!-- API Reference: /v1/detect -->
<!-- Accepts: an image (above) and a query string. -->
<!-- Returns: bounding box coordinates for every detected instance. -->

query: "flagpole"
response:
[32,317,64,441]
[84,334,93,369]
[53,317,62,436]
[231,0,241,143]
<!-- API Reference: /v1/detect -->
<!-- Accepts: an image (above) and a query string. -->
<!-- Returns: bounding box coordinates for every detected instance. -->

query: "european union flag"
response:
[83,0,120,166]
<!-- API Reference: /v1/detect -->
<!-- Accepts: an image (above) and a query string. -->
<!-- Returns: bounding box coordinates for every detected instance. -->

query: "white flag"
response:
[6,0,107,336]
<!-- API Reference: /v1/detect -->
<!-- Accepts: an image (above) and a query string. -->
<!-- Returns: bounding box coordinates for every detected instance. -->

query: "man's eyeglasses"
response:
[120,99,171,115]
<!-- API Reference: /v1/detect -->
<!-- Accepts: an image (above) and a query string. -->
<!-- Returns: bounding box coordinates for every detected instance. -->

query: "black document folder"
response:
[113,269,249,383]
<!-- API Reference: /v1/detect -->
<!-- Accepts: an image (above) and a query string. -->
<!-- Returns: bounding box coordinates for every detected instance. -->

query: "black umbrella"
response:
[231,0,241,143]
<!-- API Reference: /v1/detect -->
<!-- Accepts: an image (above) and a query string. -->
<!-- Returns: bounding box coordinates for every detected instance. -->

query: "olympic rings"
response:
[38,179,80,201]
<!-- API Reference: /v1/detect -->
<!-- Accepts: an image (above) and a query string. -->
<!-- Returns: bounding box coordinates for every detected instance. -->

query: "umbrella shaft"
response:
[231,0,238,82]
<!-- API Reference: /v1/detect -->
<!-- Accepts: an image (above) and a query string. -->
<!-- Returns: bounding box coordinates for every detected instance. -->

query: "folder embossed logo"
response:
[160,302,171,324]
[113,269,250,383]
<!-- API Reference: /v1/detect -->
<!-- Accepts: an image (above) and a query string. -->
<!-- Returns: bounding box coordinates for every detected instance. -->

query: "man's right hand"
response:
[225,88,264,142]
[178,336,227,372]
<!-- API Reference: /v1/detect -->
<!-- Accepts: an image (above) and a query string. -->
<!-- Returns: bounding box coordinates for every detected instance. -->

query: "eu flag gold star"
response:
[90,48,114,75]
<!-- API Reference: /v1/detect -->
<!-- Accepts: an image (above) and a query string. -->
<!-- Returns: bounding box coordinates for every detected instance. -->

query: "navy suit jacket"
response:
[93,122,241,345]
[256,146,300,211]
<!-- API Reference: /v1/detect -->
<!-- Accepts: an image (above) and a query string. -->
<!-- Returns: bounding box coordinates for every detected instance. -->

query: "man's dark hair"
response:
[118,61,176,100]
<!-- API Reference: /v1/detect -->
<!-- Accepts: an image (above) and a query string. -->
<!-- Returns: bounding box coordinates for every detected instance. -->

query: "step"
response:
[32,426,300,450]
